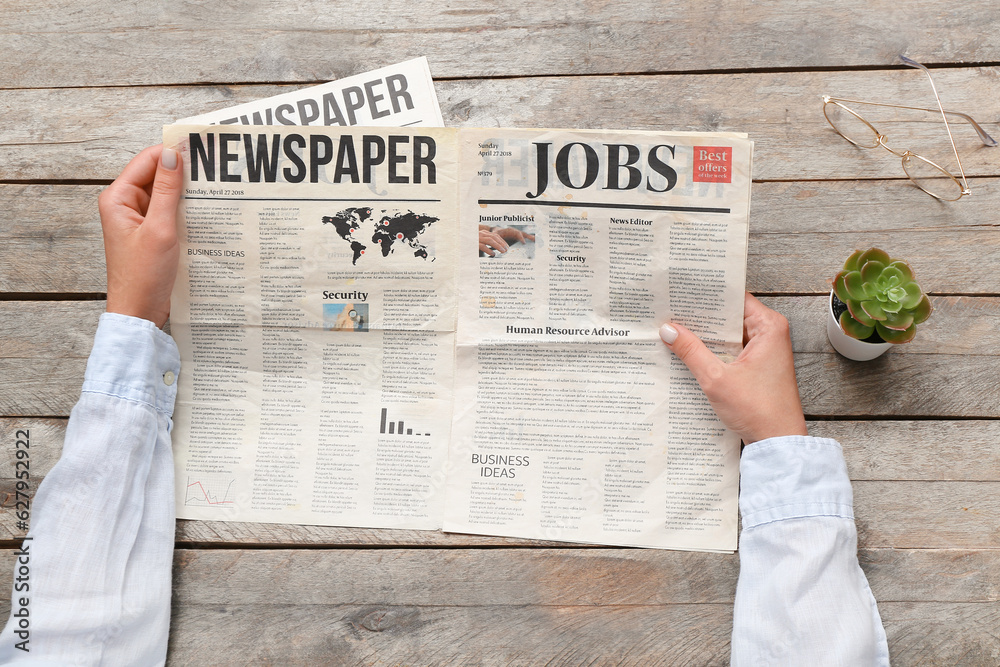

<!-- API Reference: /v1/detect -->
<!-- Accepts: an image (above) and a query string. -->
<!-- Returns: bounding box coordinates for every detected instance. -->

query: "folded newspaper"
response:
[163,120,752,552]
[176,56,443,128]
[167,59,752,552]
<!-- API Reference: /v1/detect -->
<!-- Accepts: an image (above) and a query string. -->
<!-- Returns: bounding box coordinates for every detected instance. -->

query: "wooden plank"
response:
[0,547,991,607]
[752,233,1000,295]
[4,178,1000,295]
[766,296,1000,356]
[3,300,1000,416]
[164,601,1000,665]
[165,603,736,665]
[855,481,1000,548]
[808,420,1000,482]
[4,298,997,360]
[881,602,1000,665]
[165,548,1000,606]
[6,349,994,418]
[0,185,106,295]
[794,352,1000,418]
[3,1,1000,88]
[2,549,996,663]
[3,416,999,547]
[1,69,998,181]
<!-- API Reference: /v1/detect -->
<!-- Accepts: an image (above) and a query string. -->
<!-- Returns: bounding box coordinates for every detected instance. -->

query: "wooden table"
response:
[2,2,999,663]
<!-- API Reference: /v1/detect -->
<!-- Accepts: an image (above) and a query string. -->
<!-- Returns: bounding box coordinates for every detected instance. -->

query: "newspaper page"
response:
[176,57,443,128]
[164,124,457,530]
[443,128,752,551]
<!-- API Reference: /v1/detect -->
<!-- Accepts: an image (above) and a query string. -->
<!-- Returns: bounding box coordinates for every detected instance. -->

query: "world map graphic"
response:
[322,207,438,265]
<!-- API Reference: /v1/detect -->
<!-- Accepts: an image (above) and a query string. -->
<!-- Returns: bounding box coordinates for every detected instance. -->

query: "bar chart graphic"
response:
[379,407,431,436]
[184,474,236,507]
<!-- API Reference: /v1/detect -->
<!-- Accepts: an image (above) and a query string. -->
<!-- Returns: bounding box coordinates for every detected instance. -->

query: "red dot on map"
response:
[361,250,365,254]
[396,233,403,239]
[383,221,389,226]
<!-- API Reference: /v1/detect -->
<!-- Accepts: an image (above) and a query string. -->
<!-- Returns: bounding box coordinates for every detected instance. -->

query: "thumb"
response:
[145,147,183,235]
[659,322,724,384]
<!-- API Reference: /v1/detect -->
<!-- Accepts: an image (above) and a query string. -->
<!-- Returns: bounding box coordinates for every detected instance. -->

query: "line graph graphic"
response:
[184,474,236,507]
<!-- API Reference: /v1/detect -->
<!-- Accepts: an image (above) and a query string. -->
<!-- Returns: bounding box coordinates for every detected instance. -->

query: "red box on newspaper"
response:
[692,146,733,183]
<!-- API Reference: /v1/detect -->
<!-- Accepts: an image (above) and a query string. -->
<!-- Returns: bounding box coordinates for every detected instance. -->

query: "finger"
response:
[144,148,183,239]
[114,145,164,194]
[98,146,162,222]
[483,232,508,252]
[660,322,725,385]
[479,243,496,257]
[743,291,789,342]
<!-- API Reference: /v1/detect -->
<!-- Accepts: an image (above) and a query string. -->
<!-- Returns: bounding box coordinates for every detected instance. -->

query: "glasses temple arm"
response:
[825,97,998,147]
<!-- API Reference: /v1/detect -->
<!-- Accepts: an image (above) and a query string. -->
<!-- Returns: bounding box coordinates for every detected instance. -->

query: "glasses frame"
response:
[822,56,997,201]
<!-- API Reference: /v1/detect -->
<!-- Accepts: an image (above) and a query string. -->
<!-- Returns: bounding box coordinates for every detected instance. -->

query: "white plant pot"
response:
[827,291,893,361]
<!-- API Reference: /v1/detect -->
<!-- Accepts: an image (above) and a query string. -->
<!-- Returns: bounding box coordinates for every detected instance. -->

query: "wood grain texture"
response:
[6,352,994,418]
[2,69,999,181]
[807,420,1000,482]
[164,548,1000,606]
[765,296,1000,356]
[4,179,1000,295]
[0,185,106,294]
[3,298,1000,418]
[855,481,1000,548]
[1,548,996,664]
[2,0,1000,88]
[3,416,999,547]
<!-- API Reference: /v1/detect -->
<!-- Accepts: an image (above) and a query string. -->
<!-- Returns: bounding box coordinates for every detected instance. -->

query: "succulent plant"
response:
[832,248,932,344]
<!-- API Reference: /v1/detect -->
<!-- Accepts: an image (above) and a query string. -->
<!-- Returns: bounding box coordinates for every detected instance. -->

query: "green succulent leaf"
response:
[840,311,875,340]
[841,270,866,301]
[843,250,864,272]
[858,248,891,266]
[887,285,906,302]
[861,300,887,321]
[877,321,916,344]
[833,273,852,303]
[900,282,923,309]
[911,295,932,324]
[887,260,914,283]
[860,260,886,283]
[846,299,876,327]
[882,311,914,331]
[880,266,905,286]
[833,248,930,336]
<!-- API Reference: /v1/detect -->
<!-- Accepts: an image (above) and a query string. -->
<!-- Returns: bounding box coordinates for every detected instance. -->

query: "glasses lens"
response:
[902,154,964,200]
[824,102,880,148]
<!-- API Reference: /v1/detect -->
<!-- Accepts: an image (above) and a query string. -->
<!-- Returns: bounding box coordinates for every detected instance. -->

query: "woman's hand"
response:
[660,292,808,444]
[98,145,183,329]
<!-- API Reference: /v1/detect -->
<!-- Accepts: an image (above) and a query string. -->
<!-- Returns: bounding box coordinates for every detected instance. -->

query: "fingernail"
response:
[659,323,678,344]
[161,148,178,170]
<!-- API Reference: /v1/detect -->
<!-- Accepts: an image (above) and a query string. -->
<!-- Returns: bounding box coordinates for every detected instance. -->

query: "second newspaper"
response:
[164,124,752,552]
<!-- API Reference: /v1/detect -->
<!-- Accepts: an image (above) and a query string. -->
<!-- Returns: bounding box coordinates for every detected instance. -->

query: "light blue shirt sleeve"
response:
[731,435,890,666]
[0,313,179,666]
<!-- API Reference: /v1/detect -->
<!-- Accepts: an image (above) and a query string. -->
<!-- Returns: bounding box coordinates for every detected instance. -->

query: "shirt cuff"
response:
[82,313,181,416]
[739,435,854,529]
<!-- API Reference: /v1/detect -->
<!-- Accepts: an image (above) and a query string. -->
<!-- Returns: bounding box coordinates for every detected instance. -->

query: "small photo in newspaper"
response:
[324,303,370,332]
[478,223,538,259]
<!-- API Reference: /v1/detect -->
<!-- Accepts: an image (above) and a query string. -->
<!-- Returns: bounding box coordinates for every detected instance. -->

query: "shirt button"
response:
[163,371,176,386]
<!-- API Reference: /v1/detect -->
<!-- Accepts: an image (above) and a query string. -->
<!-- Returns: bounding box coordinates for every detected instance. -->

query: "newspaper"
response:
[163,124,752,551]
[176,57,443,128]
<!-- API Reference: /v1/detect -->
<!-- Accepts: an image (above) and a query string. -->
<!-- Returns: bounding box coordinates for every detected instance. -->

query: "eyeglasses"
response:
[823,56,997,201]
